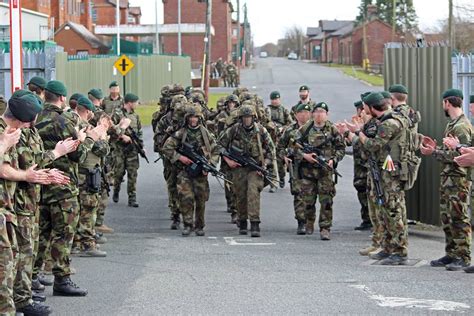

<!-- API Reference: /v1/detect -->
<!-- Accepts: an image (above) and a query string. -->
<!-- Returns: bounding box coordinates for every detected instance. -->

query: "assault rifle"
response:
[295,141,342,178]
[125,127,149,163]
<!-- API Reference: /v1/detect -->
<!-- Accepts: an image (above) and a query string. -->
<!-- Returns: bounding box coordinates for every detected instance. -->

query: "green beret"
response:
[69,93,82,101]
[109,81,119,88]
[77,96,96,112]
[45,80,67,97]
[360,91,371,101]
[354,100,363,108]
[299,85,310,92]
[295,103,312,112]
[27,76,47,89]
[8,96,42,122]
[442,89,463,100]
[124,93,139,103]
[313,102,329,112]
[88,88,104,100]
[381,91,392,99]
[11,89,32,98]
[20,94,42,111]
[470,95,474,103]
[363,92,384,107]
[270,91,280,100]
[389,84,408,94]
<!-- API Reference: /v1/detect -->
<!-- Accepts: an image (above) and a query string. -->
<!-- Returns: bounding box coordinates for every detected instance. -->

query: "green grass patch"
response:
[136,93,228,126]
[326,63,384,86]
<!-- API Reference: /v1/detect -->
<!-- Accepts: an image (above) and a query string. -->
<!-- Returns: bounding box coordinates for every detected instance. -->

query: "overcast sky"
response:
[129,0,470,46]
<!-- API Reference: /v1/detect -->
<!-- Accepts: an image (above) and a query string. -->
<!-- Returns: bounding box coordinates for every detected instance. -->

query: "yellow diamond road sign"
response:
[114,54,135,76]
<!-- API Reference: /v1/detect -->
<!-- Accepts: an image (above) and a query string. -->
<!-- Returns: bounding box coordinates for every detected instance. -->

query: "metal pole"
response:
[116,0,120,55]
[448,0,454,49]
[178,0,182,55]
[391,0,396,42]
[9,0,23,94]
[203,0,212,98]
[155,0,159,54]
[236,0,240,66]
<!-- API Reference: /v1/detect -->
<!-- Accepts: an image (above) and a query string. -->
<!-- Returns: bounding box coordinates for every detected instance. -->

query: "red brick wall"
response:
[80,0,93,31]
[94,0,128,26]
[162,0,232,64]
[55,28,101,55]
[22,0,51,15]
[51,0,81,30]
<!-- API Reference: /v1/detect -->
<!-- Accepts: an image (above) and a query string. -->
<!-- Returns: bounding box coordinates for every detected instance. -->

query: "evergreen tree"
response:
[355,0,373,25]
[376,0,418,33]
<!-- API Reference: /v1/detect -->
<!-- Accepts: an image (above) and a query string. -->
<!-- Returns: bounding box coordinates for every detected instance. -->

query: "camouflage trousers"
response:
[177,170,210,228]
[13,215,35,308]
[114,147,139,202]
[231,167,264,222]
[354,163,370,223]
[95,185,109,227]
[291,178,305,222]
[440,176,472,263]
[0,215,16,315]
[277,156,286,184]
[74,189,100,250]
[367,175,384,248]
[34,197,80,277]
[378,171,408,257]
[163,158,180,220]
[300,175,336,230]
[221,164,236,214]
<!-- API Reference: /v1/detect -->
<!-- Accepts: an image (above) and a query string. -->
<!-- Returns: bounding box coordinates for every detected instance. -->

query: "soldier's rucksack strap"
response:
[300,121,314,142]
[255,123,265,167]
[180,129,188,144]
[200,125,212,154]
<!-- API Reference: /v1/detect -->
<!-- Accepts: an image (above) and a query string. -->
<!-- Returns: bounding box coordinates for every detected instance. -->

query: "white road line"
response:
[350,285,470,312]
[223,237,275,246]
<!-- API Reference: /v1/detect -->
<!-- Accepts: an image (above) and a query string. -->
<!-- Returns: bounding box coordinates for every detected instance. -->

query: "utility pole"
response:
[448,0,454,48]
[155,0,159,54]
[178,0,182,55]
[201,0,212,98]
[236,0,240,67]
[116,0,120,55]
[362,10,368,70]
[391,0,396,42]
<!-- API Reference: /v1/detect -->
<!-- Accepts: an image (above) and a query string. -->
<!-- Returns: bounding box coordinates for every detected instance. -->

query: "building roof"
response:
[319,20,353,32]
[107,0,128,9]
[306,27,321,37]
[330,22,354,37]
[56,22,108,49]
[129,6,141,16]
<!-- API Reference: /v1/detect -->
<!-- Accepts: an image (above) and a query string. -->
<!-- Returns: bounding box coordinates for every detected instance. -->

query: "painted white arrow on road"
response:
[223,237,275,246]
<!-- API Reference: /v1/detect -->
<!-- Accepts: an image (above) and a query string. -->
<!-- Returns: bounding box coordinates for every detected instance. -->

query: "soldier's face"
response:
[271,98,280,106]
[242,116,253,128]
[295,111,311,124]
[110,86,120,97]
[313,109,328,124]
[299,91,309,101]
[227,102,236,111]
[356,107,363,116]
[188,116,199,128]
[442,99,450,117]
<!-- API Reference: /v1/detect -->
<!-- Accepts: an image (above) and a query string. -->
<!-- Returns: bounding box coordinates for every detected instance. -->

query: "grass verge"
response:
[326,63,384,86]
[136,93,228,126]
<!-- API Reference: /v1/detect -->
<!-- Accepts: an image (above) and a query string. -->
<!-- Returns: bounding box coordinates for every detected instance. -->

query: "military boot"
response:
[305,222,314,235]
[182,225,192,237]
[95,233,107,244]
[369,250,391,260]
[80,247,107,257]
[430,255,454,267]
[16,301,52,316]
[95,224,114,234]
[239,220,248,235]
[32,291,46,302]
[269,186,277,193]
[195,228,205,237]
[112,190,119,203]
[464,265,474,273]
[250,222,261,238]
[296,220,306,235]
[170,216,180,230]
[31,277,45,292]
[354,221,372,231]
[379,254,408,265]
[53,276,88,296]
[38,273,53,286]
[320,229,330,241]
[128,199,139,208]
[230,213,238,224]
[359,245,379,256]
[446,259,470,271]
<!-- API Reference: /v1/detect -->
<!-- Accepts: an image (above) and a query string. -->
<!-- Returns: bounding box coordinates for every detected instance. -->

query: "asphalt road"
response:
[49,58,473,315]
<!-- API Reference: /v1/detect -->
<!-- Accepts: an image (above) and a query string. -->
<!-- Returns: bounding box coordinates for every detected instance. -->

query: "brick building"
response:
[162,0,233,65]
[55,21,108,55]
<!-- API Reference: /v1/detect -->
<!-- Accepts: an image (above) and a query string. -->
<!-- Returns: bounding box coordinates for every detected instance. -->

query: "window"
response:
[232,28,237,37]
[0,25,10,41]
[77,50,89,56]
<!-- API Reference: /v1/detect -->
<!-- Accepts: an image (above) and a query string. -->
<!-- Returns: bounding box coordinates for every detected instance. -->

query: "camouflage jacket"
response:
[266,104,293,128]
[294,120,345,178]
[393,103,421,151]
[433,114,473,177]
[15,128,56,216]
[0,118,19,224]
[153,111,184,154]
[77,120,110,173]
[291,99,316,118]
[214,109,232,137]
[163,125,220,170]
[277,122,301,161]
[101,95,124,116]
[111,107,143,150]
[35,103,95,203]
[219,122,276,169]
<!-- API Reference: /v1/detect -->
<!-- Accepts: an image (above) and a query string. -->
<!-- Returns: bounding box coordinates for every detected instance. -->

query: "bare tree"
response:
[282,25,307,58]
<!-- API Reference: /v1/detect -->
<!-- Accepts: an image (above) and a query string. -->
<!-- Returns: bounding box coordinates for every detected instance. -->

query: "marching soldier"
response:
[219,105,276,237]
[101,81,124,115]
[111,93,143,208]
[291,85,317,118]
[294,102,345,240]
[267,91,293,191]
[277,103,312,234]
[421,89,473,271]
[162,106,220,236]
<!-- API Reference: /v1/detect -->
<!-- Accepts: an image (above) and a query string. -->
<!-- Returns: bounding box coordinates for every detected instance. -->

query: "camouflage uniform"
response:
[13,128,55,309]
[111,105,143,204]
[0,118,19,315]
[101,94,124,116]
[432,114,473,264]
[362,110,409,257]
[219,117,276,225]
[291,99,316,119]
[162,122,220,231]
[352,135,370,225]
[74,119,110,251]
[277,122,305,221]
[295,121,345,233]
[267,103,293,183]
[34,103,95,278]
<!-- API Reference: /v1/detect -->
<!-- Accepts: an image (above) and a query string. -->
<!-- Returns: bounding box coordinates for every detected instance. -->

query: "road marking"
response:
[350,284,470,312]
[223,237,275,246]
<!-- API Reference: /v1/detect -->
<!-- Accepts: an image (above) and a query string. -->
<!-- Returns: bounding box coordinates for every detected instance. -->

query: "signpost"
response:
[9,0,23,93]
[113,54,134,95]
